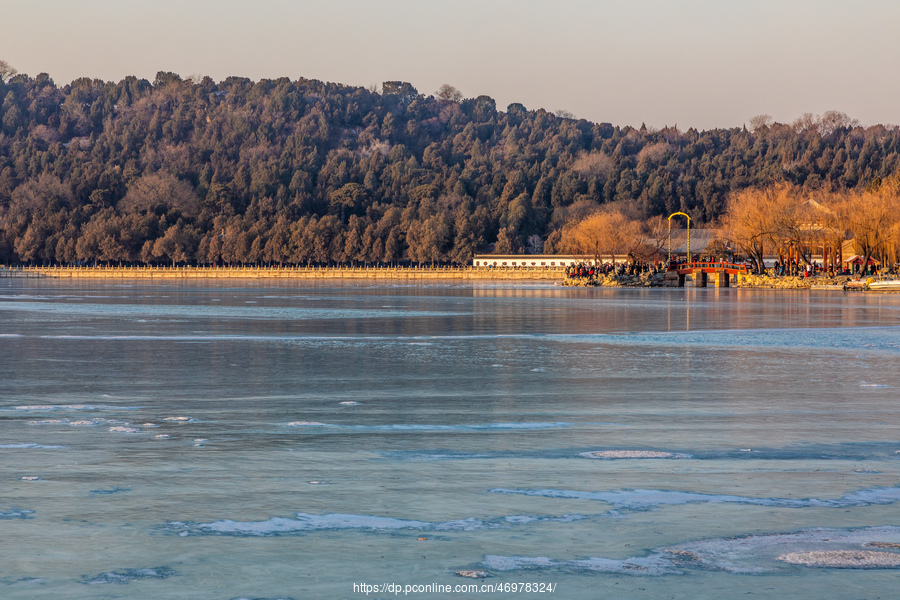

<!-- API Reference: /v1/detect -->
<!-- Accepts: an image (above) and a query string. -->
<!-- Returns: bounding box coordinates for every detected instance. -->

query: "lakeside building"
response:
[472,255,629,268]
[473,230,725,269]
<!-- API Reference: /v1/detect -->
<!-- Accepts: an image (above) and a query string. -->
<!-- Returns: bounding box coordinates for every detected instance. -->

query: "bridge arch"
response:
[667,212,692,263]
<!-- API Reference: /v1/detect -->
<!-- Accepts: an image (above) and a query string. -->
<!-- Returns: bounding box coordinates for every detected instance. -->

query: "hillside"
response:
[1,70,899,265]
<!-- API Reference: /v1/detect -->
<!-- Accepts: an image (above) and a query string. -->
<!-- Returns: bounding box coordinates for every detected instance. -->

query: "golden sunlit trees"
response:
[724,178,900,274]
[560,210,644,264]
[724,183,836,272]
[830,175,900,270]
[722,186,783,273]
[773,195,834,267]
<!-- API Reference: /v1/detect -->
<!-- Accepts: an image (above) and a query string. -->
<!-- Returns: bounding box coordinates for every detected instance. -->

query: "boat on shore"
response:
[868,279,900,291]
[844,278,870,290]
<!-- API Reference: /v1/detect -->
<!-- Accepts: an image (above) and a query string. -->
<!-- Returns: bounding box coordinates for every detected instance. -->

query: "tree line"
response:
[723,176,900,273]
[2,62,900,266]
[559,174,900,274]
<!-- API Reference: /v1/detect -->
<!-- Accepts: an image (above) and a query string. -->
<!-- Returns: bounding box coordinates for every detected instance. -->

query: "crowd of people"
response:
[768,259,885,277]
[565,256,892,282]
[565,260,665,280]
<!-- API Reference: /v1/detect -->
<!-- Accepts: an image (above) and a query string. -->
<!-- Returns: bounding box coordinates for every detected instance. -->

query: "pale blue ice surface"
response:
[2,282,900,598]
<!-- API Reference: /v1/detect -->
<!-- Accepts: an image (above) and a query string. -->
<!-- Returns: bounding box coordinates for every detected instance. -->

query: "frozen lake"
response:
[1,280,899,598]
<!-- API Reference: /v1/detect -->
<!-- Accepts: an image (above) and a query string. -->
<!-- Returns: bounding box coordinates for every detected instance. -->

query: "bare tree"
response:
[792,113,819,134]
[635,215,668,261]
[819,110,858,136]
[117,173,199,216]
[788,111,859,136]
[185,73,208,85]
[637,142,671,165]
[0,59,17,83]
[748,114,773,132]
[435,84,463,103]
[571,151,614,181]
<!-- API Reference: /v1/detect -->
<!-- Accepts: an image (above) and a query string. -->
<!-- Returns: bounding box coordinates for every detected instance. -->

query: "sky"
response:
[3,0,899,130]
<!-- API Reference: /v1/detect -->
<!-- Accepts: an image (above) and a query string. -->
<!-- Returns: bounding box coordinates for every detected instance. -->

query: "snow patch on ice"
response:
[778,550,900,568]
[80,566,177,585]
[484,526,900,576]
[12,404,130,411]
[159,512,589,537]
[580,450,691,459]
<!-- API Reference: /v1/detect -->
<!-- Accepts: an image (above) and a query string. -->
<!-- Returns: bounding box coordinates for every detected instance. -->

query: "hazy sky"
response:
[3,0,898,130]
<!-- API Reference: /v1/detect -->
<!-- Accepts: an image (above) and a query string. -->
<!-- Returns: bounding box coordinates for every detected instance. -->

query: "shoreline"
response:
[0,265,564,281]
[562,272,897,291]
[2,266,895,291]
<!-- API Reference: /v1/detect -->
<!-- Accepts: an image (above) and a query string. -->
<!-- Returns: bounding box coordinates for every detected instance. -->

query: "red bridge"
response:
[668,261,749,287]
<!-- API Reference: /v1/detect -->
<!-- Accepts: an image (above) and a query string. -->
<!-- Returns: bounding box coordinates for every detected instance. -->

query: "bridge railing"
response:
[671,261,749,273]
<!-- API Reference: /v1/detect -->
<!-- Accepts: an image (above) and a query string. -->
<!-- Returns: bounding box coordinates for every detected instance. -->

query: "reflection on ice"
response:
[163,514,487,536]
[90,487,131,495]
[503,515,585,524]
[0,577,44,586]
[0,443,65,449]
[80,566,177,585]
[11,404,130,411]
[26,416,127,426]
[484,526,900,575]
[160,512,586,537]
[380,451,494,461]
[286,422,573,431]
[490,486,900,510]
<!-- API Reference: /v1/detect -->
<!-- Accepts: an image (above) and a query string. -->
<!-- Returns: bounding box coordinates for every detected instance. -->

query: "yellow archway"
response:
[667,212,692,263]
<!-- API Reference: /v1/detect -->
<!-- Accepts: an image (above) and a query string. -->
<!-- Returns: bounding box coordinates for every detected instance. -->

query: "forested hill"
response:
[1,70,899,265]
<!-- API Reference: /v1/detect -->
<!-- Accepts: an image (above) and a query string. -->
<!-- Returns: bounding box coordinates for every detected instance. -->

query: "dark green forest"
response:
[2,68,899,265]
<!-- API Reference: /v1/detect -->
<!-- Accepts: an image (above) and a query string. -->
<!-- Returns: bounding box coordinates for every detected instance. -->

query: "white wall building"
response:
[472,254,630,268]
